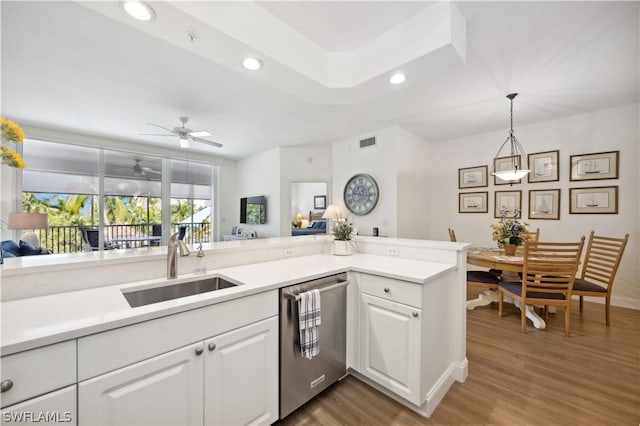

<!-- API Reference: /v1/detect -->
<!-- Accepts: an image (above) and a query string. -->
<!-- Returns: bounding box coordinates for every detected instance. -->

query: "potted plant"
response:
[490,208,531,256]
[332,219,355,256]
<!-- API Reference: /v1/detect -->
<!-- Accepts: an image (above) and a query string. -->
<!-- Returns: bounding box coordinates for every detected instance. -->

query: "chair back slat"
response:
[522,239,585,302]
[580,231,629,288]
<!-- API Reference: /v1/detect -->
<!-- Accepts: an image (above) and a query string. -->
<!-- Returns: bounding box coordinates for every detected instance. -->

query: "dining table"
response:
[466,247,547,329]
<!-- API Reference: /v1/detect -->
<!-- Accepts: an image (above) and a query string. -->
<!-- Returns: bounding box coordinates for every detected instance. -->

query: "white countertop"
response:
[1,253,456,356]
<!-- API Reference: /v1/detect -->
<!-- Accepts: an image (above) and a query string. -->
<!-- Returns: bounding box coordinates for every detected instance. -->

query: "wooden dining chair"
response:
[449,228,503,301]
[525,228,540,243]
[498,238,585,336]
[572,231,629,325]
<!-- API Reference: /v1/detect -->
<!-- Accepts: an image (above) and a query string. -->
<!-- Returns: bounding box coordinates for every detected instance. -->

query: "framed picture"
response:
[459,192,488,213]
[528,150,559,183]
[493,155,523,185]
[458,165,488,189]
[570,151,619,181]
[494,190,522,218]
[236,227,244,236]
[528,189,561,220]
[314,195,326,210]
[570,186,618,214]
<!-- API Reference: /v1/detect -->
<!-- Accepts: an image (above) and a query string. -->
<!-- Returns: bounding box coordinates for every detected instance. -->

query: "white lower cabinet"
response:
[360,293,423,405]
[1,385,76,426]
[204,316,278,426]
[78,317,278,426]
[79,342,204,425]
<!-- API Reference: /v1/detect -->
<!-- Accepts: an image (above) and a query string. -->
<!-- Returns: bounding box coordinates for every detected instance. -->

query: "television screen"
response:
[240,196,266,224]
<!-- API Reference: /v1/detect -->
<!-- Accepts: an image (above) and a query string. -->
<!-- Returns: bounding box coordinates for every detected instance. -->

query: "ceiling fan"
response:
[131,159,161,176]
[142,117,223,148]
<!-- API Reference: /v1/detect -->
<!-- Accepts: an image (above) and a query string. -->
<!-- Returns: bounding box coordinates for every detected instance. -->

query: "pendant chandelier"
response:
[491,93,530,181]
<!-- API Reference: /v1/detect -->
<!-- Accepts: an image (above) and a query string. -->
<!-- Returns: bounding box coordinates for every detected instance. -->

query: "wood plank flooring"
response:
[278,289,640,425]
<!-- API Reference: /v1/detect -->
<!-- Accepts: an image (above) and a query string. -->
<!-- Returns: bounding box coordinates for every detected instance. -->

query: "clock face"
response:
[344,174,379,215]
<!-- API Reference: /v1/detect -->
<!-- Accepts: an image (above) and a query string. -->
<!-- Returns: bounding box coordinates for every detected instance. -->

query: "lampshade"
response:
[322,205,340,220]
[8,212,48,230]
[491,93,530,182]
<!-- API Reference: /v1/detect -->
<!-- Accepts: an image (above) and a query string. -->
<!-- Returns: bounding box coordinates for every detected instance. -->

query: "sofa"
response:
[1,239,51,258]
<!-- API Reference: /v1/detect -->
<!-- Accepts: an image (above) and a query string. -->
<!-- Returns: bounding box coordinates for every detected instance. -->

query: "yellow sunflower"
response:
[0,117,26,144]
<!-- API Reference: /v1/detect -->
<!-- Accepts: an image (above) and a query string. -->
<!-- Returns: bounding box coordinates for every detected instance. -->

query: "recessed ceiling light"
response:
[123,0,155,22]
[390,73,406,85]
[242,57,263,71]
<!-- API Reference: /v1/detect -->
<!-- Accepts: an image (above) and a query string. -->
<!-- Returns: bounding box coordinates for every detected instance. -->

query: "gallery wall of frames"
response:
[457,150,619,219]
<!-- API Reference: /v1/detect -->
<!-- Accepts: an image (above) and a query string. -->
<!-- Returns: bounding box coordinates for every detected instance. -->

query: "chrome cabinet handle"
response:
[208,343,216,352]
[195,347,204,356]
[1,380,13,393]
[412,312,419,318]
[383,288,390,293]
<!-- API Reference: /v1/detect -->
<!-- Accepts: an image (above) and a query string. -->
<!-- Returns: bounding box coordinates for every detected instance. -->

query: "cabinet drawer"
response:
[1,341,76,408]
[358,274,422,308]
[78,290,277,381]
[1,385,76,425]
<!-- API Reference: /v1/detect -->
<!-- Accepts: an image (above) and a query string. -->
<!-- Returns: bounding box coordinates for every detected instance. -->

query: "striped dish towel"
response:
[298,289,321,359]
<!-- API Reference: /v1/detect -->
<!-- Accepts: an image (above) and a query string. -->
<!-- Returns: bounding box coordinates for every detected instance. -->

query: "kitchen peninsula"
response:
[1,236,470,425]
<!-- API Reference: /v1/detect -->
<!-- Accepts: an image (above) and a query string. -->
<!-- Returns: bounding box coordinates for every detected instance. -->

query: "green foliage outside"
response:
[22,192,210,253]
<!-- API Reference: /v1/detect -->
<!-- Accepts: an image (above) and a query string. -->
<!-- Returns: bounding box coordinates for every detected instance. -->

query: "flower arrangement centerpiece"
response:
[491,208,531,255]
[1,117,27,169]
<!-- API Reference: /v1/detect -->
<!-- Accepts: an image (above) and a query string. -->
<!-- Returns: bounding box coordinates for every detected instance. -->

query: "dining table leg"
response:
[466,290,499,310]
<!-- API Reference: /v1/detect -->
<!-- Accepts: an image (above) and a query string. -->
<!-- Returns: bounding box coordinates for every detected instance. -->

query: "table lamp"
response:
[322,205,340,234]
[8,212,49,249]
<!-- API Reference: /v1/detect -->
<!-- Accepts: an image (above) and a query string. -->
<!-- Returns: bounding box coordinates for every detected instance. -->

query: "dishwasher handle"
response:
[283,280,349,301]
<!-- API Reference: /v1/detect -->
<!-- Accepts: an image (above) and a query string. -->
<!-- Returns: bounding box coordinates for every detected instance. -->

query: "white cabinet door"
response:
[204,317,278,426]
[360,293,423,405]
[1,385,76,426]
[79,342,204,426]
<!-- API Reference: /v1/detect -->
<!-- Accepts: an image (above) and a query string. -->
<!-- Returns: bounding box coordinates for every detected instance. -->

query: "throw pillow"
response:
[1,240,21,257]
[19,240,42,256]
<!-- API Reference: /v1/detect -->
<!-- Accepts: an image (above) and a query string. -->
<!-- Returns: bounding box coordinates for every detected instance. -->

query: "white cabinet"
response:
[359,293,422,405]
[204,317,278,426]
[1,385,76,425]
[78,317,278,426]
[79,342,204,426]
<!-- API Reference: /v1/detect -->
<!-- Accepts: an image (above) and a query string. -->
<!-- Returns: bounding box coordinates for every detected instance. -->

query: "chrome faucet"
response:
[167,232,191,279]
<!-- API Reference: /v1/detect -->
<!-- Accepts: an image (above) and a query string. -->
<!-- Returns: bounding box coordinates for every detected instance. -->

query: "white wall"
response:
[428,103,639,309]
[331,125,430,238]
[236,147,281,237]
[332,127,399,237]
[217,159,238,239]
[279,145,332,236]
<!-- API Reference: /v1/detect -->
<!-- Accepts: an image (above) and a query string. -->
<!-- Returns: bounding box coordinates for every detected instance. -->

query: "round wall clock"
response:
[343,173,379,215]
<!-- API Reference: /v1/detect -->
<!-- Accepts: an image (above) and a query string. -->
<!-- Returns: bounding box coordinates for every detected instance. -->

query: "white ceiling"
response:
[2,1,638,160]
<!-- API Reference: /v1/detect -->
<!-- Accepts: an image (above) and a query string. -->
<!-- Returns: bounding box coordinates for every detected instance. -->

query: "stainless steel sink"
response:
[123,277,238,307]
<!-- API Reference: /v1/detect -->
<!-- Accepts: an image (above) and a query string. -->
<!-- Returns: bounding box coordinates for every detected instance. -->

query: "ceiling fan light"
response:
[123,0,155,21]
[189,131,211,137]
[179,137,190,148]
[242,57,263,71]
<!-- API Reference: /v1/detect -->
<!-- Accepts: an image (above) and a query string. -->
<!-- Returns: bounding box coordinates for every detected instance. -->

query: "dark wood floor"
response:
[279,289,640,425]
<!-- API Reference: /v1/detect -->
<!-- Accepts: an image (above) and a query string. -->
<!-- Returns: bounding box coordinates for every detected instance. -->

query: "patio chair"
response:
[572,231,629,325]
[177,225,187,241]
[498,238,585,336]
[80,227,117,251]
[150,224,162,246]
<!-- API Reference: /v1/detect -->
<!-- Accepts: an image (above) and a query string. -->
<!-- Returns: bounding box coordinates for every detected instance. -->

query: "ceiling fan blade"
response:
[140,133,174,136]
[142,167,162,175]
[189,130,211,137]
[147,123,175,133]
[191,136,223,148]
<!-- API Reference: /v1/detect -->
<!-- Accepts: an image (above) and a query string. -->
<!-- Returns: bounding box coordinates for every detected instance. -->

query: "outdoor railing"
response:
[34,223,211,254]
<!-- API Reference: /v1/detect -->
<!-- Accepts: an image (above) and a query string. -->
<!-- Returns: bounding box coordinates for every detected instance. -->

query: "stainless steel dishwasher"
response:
[279,273,348,419]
